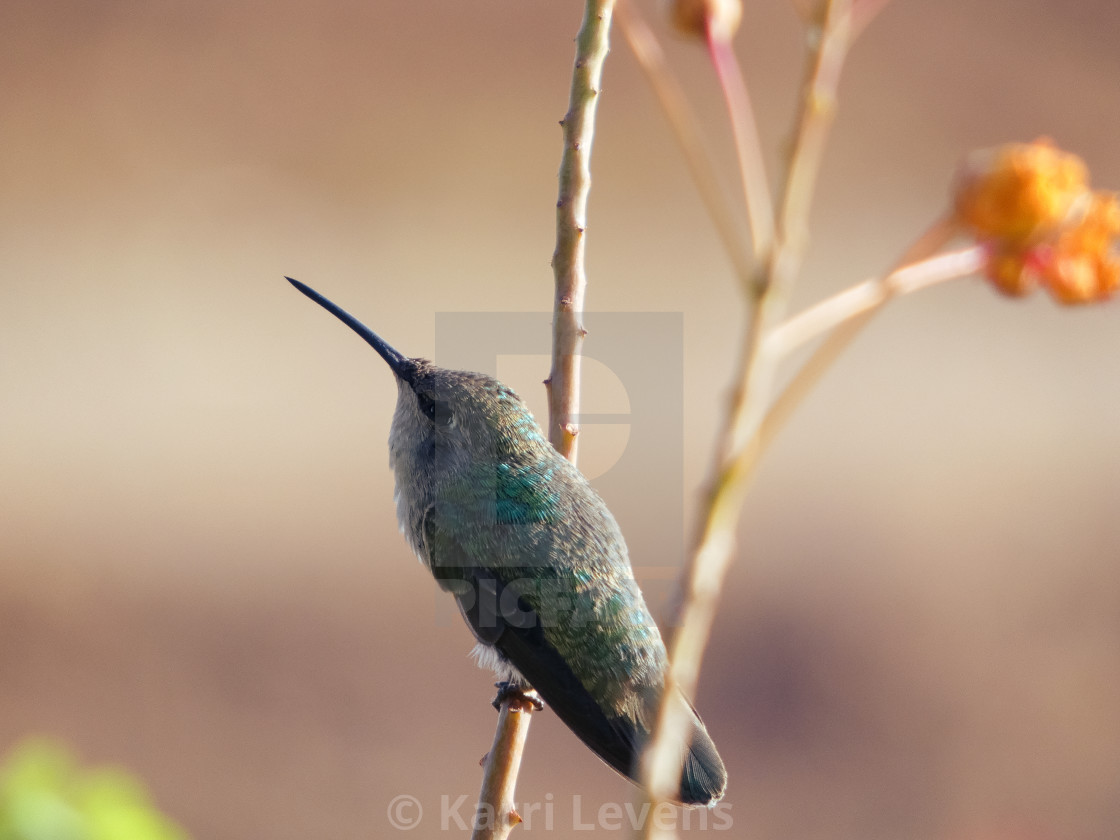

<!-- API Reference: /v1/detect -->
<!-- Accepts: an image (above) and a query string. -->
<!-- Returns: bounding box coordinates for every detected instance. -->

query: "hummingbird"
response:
[287,277,727,806]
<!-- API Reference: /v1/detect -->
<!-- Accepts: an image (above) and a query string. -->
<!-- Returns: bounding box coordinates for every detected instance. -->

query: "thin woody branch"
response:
[473,3,616,839]
[548,0,618,462]
[642,1,857,831]
[615,0,756,287]
[470,690,543,840]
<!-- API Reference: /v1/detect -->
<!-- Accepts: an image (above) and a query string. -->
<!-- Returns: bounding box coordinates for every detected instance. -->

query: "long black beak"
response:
[287,277,413,381]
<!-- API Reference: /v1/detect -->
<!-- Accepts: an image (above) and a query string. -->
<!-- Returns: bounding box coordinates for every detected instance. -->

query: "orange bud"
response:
[954,139,1089,246]
[670,0,743,41]
[954,140,1118,305]
[1039,191,1120,304]
[984,248,1037,297]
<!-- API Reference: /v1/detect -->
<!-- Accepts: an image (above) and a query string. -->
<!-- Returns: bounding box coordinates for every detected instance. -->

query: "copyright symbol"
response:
[387,794,422,830]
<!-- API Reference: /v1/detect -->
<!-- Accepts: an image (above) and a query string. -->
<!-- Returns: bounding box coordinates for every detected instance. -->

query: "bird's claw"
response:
[492,681,544,712]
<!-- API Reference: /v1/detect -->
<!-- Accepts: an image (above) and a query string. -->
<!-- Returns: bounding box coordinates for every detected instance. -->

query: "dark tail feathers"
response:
[676,711,727,806]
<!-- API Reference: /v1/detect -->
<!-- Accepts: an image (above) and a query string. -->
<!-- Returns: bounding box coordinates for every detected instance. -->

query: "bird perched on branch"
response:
[288,277,727,806]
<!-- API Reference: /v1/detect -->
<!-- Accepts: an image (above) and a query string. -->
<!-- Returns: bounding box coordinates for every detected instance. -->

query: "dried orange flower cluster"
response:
[954,139,1120,304]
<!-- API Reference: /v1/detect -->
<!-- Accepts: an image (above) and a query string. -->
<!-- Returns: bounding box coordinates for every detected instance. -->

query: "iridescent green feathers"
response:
[398,363,726,806]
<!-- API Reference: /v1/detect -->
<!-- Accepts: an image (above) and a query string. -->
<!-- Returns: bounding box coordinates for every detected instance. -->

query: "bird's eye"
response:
[417,392,453,426]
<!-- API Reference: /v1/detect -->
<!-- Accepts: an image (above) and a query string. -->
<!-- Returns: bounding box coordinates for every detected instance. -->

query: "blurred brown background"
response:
[2,1,1119,838]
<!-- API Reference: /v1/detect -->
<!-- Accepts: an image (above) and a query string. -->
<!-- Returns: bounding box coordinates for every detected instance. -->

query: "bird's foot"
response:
[492,681,544,712]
